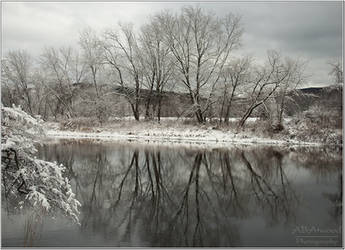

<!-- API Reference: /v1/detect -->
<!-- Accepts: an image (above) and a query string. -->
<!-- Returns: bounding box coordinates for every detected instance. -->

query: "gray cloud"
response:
[2,1,342,87]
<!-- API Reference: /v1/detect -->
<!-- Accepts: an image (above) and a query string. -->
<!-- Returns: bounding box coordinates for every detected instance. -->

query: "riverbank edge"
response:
[45,128,330,148]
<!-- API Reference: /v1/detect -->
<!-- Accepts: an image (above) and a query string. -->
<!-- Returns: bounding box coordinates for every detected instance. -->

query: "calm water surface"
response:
[2,140,342,247]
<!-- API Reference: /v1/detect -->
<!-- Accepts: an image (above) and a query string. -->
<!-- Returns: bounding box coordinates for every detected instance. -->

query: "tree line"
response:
[2,6,307,128]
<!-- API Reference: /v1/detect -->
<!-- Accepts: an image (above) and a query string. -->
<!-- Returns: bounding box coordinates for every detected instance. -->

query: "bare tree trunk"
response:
[157,93,163,123]
[24,90,34,116]
[219,89,228,124]
[277,92,286,126]
[224,88,236,125]
[195,108,205,124]
[91,66,99,98]
[145,84,154,120]
[144,98,152,120]
[130,103,140,121]
[135,98,140,121]
[238,102,262,129]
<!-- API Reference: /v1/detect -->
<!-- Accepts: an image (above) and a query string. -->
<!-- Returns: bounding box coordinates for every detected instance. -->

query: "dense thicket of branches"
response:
[2,6,312,128]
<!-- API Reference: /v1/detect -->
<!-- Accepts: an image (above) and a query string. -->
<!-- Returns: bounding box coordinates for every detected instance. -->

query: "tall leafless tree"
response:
[140,16,176,122]
[104,23,143,121]
[79,27,112,122]
[328,61,343,85]
[238,50,293,129]
[40,47,87,119]
[2,50,34,115]
[79,28,105,97]
[218,56,251,124]
[274,57,306,127]
[156,6,243,123]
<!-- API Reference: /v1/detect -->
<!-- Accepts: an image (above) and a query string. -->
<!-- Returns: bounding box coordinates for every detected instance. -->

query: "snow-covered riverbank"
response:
[45,124,322,148]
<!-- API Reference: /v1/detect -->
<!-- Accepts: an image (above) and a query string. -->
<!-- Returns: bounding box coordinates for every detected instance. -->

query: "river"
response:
[1,140,342,247]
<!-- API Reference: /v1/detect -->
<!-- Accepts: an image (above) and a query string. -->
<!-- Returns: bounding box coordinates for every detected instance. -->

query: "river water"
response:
[1,140,342,247]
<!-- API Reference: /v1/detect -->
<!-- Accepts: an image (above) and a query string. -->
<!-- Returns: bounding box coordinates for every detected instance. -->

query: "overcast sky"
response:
[2,1,343,87]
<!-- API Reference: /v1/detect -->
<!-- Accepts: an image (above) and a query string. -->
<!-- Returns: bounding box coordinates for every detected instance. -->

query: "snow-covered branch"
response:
[1,105,81,224]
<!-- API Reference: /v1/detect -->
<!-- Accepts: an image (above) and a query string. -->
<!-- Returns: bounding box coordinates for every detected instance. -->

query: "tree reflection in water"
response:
[33,141,341,247]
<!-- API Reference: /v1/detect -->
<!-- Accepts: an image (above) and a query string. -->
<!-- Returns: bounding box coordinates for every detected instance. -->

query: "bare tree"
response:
[238,50,293,129]
[140,16,176,122]
[79,27,105,97]
[79,27,113,122]
[2,50,34,115]
[1,58,49,119]
[138,25,157,120]
[328,61,343,85]
[218,56,251,124]
[274,58,306,127]
[157,6,243,123]
[40,47,87,119]
[103,23,143,121]
[30,69,51,120]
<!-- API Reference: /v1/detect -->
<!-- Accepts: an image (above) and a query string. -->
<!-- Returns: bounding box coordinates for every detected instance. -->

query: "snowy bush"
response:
[1,105,81,224]
[284,104,343,145]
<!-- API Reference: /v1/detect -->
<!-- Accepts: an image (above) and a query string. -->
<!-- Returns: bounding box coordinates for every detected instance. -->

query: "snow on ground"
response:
[45,123,321,148]
[108,116,260,122]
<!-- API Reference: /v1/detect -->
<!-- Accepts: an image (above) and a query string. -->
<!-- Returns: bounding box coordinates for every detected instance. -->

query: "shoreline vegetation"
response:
[44,116,342,148]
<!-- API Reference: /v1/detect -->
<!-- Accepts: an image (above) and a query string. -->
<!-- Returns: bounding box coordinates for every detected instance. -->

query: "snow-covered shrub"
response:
[303,104,340,129]
[284,104,343,144]
[1,105,81,224]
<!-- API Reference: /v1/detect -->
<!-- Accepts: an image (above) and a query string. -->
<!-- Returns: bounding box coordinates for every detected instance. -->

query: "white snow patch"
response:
[46,128,321,147]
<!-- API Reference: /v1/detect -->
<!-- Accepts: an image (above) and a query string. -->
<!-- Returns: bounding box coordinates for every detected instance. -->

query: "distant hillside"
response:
[285,85,343,116]
[69,82,342,118]
[299,87,324,94]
